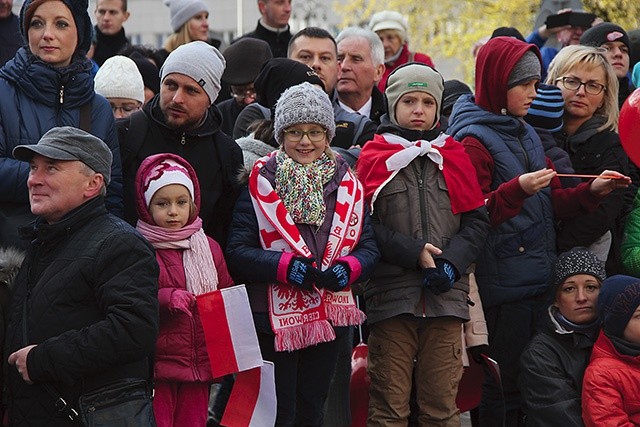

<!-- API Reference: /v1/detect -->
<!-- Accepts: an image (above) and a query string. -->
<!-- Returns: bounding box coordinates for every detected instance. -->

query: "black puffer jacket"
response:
[519,308,596,427]
[117,97,244,248]
[4,197,159,426]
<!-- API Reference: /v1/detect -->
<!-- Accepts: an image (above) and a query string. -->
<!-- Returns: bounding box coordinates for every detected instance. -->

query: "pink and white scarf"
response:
[249,153,366,352]
[136,217,219,295]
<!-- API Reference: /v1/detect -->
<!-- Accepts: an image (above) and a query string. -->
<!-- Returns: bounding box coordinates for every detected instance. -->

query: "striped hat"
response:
[524,84,565,133]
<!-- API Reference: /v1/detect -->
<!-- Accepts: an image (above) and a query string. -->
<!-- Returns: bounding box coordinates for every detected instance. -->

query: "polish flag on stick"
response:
[196,285,263,378]
[221,362,277,427]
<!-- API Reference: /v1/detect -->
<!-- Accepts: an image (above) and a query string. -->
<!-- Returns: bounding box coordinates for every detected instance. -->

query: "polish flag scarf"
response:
[249,153,366,352]
[356,132,485,214]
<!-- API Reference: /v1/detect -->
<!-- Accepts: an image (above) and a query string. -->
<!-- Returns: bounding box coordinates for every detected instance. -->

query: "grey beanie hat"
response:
[95,56,145,104]
[165,0,208,33]
[160,41,226,104]
[273,82,336,145]
[551,247,606,290]
[508,50,541,88]
[386,63,444,128]
[13,126,113,185]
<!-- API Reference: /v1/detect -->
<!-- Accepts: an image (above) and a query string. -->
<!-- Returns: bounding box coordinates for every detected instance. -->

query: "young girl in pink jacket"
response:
[135,153,234,427]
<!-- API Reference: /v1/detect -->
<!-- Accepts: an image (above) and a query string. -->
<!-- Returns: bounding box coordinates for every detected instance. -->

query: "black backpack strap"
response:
[122,110,149,162]
[79,102,92,133]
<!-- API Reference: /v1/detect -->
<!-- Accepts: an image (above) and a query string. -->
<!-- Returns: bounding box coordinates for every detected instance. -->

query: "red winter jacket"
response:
[154,241,234,382]
[582,332,640,426]
[377,44,434,93]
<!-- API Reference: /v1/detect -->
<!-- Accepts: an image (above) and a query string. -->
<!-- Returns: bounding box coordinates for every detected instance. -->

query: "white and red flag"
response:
[220,362,277,427]
[196,284,263,378]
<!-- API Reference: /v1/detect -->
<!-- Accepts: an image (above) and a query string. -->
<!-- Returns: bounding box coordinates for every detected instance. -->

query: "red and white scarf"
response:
[249,153,366,352]
[356,132,485,214]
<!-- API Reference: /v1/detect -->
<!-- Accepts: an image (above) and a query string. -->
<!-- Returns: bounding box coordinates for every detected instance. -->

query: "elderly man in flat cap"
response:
[5,126,159,425]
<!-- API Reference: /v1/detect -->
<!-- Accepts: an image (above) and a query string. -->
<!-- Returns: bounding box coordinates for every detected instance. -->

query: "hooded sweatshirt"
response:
[448,37,600,308]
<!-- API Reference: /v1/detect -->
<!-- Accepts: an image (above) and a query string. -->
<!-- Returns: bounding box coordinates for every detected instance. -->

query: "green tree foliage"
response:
[334,0,640,84]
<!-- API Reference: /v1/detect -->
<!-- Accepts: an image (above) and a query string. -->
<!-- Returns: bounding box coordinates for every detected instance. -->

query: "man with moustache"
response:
[117,41,243,248]
[0,0,20,66]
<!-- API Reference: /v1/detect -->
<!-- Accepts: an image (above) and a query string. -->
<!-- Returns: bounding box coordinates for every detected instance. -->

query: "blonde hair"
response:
[546,45,619,132]
[163,22,196,53]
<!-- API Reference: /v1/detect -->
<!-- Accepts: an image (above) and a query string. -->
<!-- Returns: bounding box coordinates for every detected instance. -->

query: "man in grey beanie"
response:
[116,41,243,248]
[6,126,159,423]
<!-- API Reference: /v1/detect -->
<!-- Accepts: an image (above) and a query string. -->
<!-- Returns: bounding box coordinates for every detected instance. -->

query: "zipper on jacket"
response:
[412,160,430,318]
[180,133,186,145]
[59,85,65,104]
[190,315,201,381]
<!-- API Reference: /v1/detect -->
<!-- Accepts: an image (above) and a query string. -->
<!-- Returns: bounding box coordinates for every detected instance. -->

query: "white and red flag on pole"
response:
[196,284,263,378]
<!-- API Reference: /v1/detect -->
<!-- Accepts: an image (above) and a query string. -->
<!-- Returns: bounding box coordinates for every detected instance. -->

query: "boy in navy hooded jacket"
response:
[447,36,630,426]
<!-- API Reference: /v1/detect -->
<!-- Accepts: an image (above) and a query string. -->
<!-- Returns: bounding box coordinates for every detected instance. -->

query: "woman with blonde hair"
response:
[159,0,213,64]
[547,44,630,272]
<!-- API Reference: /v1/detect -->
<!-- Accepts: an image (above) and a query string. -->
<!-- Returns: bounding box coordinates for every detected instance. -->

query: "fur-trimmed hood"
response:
[0,246,25,288]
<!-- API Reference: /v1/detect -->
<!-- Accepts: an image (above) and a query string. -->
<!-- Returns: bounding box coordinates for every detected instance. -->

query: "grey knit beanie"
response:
[95,56,145,104]
[385,63,444,128]
[508,50,541,88]
[160,41,225,104]
[273,82,336,145]
[165,0,208,33]
[551,247,606,290]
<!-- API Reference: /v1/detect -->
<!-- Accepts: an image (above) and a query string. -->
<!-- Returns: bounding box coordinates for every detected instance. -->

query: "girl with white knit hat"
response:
[135,153,234,427]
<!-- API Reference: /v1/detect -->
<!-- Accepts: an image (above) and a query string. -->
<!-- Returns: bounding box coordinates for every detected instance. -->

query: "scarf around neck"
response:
[136,217,219,295]
[356,132,485,214]
[249,152,365,352]
[274,151,336,227]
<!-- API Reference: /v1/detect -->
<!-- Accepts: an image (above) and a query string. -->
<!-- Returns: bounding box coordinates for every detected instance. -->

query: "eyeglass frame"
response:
[230,86,257,100]
[555,76,607,95]
[282,128,328,143]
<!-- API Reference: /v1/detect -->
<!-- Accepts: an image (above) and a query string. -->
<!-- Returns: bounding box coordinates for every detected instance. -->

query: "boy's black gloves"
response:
[423,259,458,294]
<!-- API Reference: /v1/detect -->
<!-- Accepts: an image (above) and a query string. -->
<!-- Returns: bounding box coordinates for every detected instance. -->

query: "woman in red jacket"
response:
[582,274,640,426]
[135,153,234,427]
[368,10,435,93]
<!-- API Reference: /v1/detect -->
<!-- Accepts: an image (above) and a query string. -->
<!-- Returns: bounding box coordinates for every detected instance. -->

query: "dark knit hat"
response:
[254,58,324,113]
[524,84,565,132]
[551,248,606,291]
[597,274,640,338]
[491,26,525,42]
[385,62,444,128]
[442,79,472,116]
[508,50,541,88]
[21,0,93,56]
[222,38,273,85]
[130,52,161,95]
[580,23,630,51]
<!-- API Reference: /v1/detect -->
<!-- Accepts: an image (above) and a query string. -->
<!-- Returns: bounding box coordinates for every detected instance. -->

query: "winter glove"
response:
[317,262,351,292]
[468,344,490,364]
[169,289,195,316]
[287,257,320,291]
[423,259,458,294]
